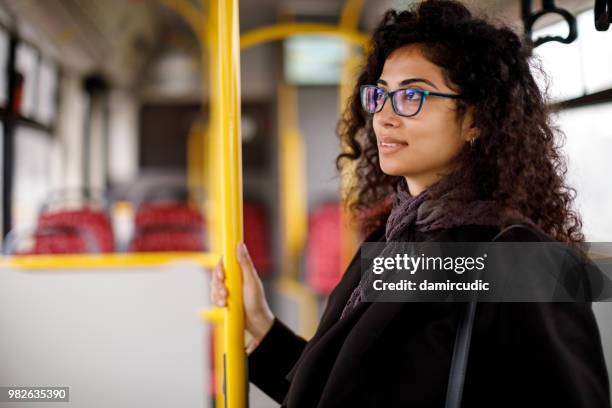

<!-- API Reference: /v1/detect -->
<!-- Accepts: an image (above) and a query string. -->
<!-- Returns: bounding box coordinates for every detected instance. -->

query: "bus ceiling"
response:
[0,0,608,90]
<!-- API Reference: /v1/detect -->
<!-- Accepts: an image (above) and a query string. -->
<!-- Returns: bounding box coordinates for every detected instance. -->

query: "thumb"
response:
[236,242,257,284]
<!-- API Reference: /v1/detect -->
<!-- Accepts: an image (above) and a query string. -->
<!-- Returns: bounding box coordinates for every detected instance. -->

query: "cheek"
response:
[372,120,385,139]
[411,120,464,160]
[378,116,465,175]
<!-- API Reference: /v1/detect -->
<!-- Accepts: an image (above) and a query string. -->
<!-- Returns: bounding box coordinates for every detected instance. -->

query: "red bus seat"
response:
[243,202,271,276]
[306,203,342,295]
[37,209,114,253]
[130,202,204,252]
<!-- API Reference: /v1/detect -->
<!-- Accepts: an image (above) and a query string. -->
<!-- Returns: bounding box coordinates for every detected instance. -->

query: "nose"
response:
[374,97,400,128]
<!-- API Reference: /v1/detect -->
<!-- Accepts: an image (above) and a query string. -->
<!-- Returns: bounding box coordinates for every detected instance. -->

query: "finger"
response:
[213,292,226,307]
[210,282,223,296]
[213,281,227,295]
[216,259,225,281]
[211,270,226,290]
[215,287,226,306]
[210,286,227,306]
[211,280,225,293]
[211,270,219,286]
[210,287,218,304]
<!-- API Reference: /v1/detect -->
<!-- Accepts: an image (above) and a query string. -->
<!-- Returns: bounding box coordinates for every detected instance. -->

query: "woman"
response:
[211,0,611,406]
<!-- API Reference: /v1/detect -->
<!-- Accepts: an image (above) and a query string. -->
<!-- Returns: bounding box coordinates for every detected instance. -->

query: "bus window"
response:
[0,27,9,107]
[532,19,584,101]
[37,59,58,126]
[533,7,612,101]
[533,6,612,241]
[15,42,39,118]
[284,36,351,86]
[557,103,612,241]
[12,127,51,232]
[578,9,612,93]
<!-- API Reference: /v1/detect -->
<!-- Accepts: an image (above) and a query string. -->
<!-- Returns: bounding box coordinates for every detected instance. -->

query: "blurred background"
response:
[0,0,610,407]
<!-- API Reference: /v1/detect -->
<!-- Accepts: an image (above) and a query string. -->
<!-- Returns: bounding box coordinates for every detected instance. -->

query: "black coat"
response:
[248,223,611,407]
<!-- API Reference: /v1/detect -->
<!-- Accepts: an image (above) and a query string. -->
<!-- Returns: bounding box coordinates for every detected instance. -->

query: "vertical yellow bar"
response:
[187,122,204,204]
[210,0,246,407]
[200,4,226,406]
[278,82,307,280]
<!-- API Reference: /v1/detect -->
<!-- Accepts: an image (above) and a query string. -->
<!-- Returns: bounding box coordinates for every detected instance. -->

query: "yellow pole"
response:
[339,0,364,29]
[200,3,226,406]
[209,0,246,407]
[278,82,307,280]
[276,81,317,338]
[187,121,205,205]
[159,0,204,36]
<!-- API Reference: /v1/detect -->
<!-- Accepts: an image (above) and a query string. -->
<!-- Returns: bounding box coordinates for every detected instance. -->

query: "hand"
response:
[210,242,275,353]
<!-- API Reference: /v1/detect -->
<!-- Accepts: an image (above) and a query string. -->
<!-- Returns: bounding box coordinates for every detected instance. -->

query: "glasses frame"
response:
[360,84,464,118]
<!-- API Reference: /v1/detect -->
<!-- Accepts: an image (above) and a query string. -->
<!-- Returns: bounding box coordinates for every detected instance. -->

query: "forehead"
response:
[380,45,446,85]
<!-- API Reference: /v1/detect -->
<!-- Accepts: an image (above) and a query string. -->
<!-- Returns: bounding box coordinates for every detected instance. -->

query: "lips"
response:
[378,136,408,151]
[380,141,406,148]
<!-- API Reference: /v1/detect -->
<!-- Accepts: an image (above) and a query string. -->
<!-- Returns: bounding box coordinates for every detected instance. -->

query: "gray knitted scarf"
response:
[340,175,532,320]
[384,176,501,241]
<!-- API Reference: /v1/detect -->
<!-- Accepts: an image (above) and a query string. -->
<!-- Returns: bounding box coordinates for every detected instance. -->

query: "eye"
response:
[404,89,418,99]
[375,88,386,100]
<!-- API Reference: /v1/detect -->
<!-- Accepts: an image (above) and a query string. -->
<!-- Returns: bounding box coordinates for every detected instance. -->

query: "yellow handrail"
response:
[241,22,368,50]
[0,252,218,269]
[209,0,246,407]
[278,82,307,281]
[340,0,365,29]
[159,0,206,39]
[187,121,205,204]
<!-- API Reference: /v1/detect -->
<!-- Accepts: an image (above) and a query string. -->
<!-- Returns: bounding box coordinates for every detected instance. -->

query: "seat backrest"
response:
[135,203,204,230]
[25,225,95,255]
[129,229,204,252]
[37,209,114,252]
[306,203,342,295]
[130,202,205,252]
[243,202,272,276]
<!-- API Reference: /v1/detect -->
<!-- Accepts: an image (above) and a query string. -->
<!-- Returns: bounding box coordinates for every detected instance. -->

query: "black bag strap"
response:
[444,224,524,408]
[445,300,477,408]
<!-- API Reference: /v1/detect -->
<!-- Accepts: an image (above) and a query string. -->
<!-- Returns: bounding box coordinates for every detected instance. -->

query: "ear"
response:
[460,106,479,142]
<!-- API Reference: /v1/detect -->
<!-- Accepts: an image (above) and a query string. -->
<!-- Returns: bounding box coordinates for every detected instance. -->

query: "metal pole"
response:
[209,0,246,406]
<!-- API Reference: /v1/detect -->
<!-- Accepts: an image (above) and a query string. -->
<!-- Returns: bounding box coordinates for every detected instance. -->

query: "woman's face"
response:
[372,45,475,194]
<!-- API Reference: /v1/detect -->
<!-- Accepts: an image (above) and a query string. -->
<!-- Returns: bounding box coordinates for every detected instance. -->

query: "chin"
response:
[379,161,407,176]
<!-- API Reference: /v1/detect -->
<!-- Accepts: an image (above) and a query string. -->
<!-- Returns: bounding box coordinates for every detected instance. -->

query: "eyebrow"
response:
[376,78,439,90]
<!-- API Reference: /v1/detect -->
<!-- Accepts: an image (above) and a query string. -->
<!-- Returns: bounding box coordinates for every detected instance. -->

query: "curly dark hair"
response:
[336,0,584,244]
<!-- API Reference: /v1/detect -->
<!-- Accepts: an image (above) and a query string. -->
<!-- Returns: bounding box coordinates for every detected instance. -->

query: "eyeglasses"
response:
[360,85,463,117]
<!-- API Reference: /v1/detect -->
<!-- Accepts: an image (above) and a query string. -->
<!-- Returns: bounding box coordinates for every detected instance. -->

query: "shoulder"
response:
[436,221,554,243]
[361,225,386,243]
[492,222,554,242]
[361,221,554,243]
[438,224,500,242]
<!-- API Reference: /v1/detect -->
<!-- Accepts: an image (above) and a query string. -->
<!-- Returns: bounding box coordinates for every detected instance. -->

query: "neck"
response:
[403,172,446,196]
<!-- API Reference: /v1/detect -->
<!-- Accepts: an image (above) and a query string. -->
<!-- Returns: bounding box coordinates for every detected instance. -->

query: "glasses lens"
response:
[361,86,386,113]
[393,88,422,116]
